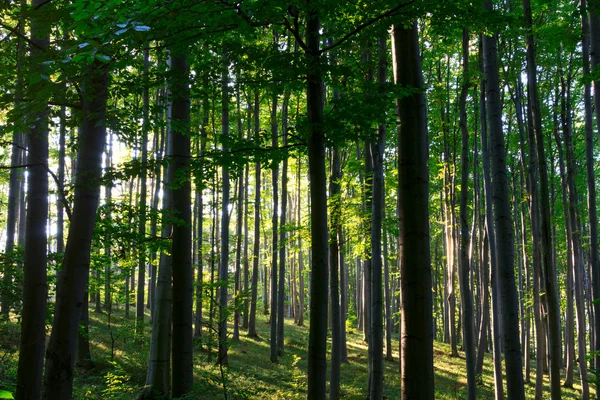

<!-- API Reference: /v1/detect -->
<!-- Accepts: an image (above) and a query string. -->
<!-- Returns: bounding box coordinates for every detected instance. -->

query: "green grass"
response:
[0,307,595,399]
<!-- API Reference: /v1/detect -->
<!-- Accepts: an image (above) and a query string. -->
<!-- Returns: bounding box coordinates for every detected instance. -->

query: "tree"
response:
[482,1,525,397]
[305,4,329,398]
[393,20,434,400]
[458,28,476,400]
[168,49,193,396]
[43,62,108,399]
[16,0,49,395]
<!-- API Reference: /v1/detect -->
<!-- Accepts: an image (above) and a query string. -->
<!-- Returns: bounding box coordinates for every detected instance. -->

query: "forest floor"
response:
[0,307,594,399]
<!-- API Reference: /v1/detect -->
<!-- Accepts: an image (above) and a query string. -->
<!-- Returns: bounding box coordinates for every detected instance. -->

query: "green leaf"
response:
[0,390,14,399]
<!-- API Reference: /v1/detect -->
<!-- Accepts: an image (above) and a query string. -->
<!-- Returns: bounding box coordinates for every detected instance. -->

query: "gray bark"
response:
[393,22,434,400]
[42,63,108,400]
[482,4,525,397]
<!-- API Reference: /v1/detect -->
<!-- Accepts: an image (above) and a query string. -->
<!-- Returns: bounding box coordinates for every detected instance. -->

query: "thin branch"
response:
[319,1,415,54]
[0,20,45,51]
[282,16,307,51]
[0,141,72,221]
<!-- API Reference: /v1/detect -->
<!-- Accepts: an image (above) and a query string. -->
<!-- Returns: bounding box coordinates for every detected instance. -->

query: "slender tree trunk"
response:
[233,165,243,342]
[42,63,108,400]
[306,6,329,398]
[104,138,114,313]
[136,44,150,334]
[368,35,387,400]
[278,88,291,355]
[554,104,575,388]
[383,231,393,362]
[479,48,504,400]
[248,91,261,337]
[269,91,279,363]
[560,71,590,399]
[587,4,600,395]
[329,144,342,400]
[16,1,49,395]
[218,47,231,367]
[583,4,600,396]
[194,91,208,338]
[140,189,173,400]
[482,5,525,397]
[169,51,193,396]
[458,28,476,400]
[242,161,250,329]
[522,1,561,397]
[1,0,25,319]
[393,22,434,400]
[297,160,305,327]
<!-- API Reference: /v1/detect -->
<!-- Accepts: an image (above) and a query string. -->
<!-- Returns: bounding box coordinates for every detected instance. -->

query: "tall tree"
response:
[393,21,434,400]
[522,1,561,397]
[369,35,387,400]
[305,4,329,398]
[16,0,49,395]
[482,2,525,398]
[42,62,108,400]
[169,49,193,396]
[458,28,476,400]
[136,44,150,335]
[248,91,261,338]
[218,46,231,367]
[269,90,279,364]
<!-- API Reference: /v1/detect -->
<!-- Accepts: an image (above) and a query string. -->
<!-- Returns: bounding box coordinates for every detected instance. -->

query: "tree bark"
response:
[42,63,108,400]
[458,28,476,400]
[329,144,342,400]
[522,1,561,397]
[306,5,329,398]
[393,21,434,400]
[218,47,231,367]
[136,44,150,334]
[482,4,525,397]
[16,0,49,395]
[169,50,193,396]
[248,91,261,337]
[269,91,279,363]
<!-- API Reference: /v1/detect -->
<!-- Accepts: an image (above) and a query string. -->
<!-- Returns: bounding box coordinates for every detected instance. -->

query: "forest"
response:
[0,0,599,399]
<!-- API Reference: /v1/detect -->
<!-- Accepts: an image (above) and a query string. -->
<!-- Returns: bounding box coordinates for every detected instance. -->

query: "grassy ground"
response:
[0,307,594,399]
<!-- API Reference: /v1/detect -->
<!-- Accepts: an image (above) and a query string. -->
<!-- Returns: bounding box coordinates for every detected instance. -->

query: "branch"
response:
[0,141,72,221]
[319,1,415,54]
[282,16,307,51]
[0,20,45,51]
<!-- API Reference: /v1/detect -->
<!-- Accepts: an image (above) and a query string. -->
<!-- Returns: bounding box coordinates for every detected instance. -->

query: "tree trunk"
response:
[248,91,261,337]
[278,87,291,356]
[479,46,504,400]
[169,51,193,396]
[583,3,600,395]
[393,22,434,400]
[587,4,600,395]
[269,91,279,363]
[194,89,208,338]
[306,6,329,398]
[140,190,173,399]
[482,4,525,397]
[522,1,562,397]
[560,70,590,399]
[368,35,387,400]
[42,63,108,400]
[329,144,342,400]
[297,160,305,327]
[458,28,476,400]
[136,44,150,334]
[218,47,231,367]
[16,1,49,395]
